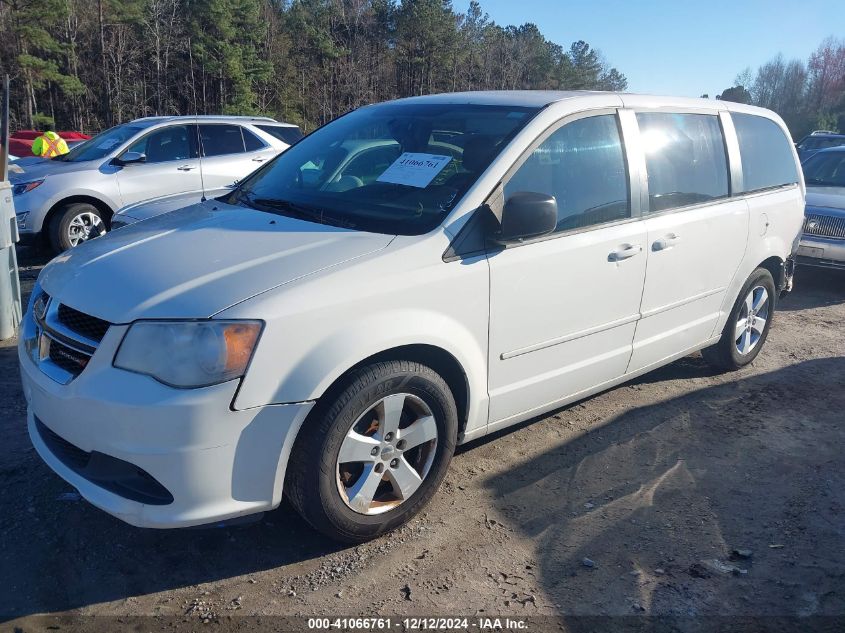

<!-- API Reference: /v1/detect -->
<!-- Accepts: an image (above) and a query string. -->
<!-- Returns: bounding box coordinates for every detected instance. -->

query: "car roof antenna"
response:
[195,117,207,202]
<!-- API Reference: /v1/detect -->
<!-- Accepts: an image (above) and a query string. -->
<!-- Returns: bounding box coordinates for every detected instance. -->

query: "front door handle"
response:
[608,244,643,262]
[252,157,266,162]
[652,233,681,251]
[177,164,196,171]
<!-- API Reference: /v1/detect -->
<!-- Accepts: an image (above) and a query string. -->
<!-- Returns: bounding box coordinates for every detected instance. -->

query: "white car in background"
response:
[20,92,802,542]
[11,115,302,251]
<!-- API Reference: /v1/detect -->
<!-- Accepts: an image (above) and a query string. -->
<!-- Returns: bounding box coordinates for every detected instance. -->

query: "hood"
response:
[805,186,845,212]
[39,201,394,323]
[9,156,101,181]
[117,188,232,223]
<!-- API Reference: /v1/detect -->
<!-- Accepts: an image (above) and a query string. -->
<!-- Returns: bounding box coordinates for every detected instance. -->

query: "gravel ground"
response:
[1,247,844,632]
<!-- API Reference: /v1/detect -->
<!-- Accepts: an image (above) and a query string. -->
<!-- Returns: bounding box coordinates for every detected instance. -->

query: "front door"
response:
[487,112,647,425]
[627,111,749,372]
[115,124,202,206]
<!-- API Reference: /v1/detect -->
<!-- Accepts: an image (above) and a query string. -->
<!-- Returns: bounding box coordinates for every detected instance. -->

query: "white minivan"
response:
[19,92,803,542]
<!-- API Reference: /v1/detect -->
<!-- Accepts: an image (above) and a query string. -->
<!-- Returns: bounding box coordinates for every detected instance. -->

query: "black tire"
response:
[286,360,458,543]
[702,267,777,371]
[48,202,107,252]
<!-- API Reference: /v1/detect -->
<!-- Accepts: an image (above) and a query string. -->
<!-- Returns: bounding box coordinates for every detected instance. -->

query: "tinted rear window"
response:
[242,127,266,152]
[200,124,246,156]
[733,113,799,193]
[637,112,729,212]
[257,125,303,145]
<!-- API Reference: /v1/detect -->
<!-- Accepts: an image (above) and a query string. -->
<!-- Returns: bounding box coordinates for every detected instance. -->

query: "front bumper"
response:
[797,235,845,269]
[19,319,314,528]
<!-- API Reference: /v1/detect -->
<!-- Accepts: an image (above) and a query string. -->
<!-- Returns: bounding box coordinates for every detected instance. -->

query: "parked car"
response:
[20,92,803,542]
[11,115,302,252]
[795,131,845,162]
[797,146,845,268]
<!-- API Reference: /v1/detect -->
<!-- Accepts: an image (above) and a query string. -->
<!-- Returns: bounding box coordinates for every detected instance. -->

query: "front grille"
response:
[30,294,111,383]
[804,213,845,239]
[35,417,174,505]
[57,304,110,342]
[48,340,91,376]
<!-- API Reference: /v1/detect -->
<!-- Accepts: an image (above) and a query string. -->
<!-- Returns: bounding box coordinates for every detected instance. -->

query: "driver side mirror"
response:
[116,151,146,166]
[493,192,557,244]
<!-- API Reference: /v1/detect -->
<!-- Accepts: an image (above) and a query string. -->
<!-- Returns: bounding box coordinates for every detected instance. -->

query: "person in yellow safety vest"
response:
[32,125,70,158]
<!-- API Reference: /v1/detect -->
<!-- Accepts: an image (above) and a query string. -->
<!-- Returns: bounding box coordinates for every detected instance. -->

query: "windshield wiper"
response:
[251,197,356,229]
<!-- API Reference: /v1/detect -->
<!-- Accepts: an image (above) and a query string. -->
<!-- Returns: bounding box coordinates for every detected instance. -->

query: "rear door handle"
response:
[252,157,266,162]
[608,244,642,262]
[652,233,681,251]
[177,164,196,171]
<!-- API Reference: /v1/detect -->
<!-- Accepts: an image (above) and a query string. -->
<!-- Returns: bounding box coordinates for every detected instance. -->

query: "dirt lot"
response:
[1,247,844,632]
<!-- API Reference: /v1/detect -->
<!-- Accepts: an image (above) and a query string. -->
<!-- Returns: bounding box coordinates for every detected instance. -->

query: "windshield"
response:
[802,151,845,187]
[227,103,539,234]
[799,136,845,151]
[55,123,147,162]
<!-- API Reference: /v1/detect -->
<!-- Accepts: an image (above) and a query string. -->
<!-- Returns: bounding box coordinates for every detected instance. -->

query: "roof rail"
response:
[189,115,278,123]
[131,114,279,124]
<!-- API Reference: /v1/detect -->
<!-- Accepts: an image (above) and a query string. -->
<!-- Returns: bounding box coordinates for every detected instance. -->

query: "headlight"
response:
[114,320,262,388]
[12,179,45,196]
[16,212,29,229]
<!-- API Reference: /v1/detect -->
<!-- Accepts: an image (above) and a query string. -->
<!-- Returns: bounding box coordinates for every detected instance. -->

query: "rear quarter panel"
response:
[712,185,804,337]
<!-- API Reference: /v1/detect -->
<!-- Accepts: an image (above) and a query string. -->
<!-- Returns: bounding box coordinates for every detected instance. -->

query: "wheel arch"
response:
[319,344,470,438]
[45,195,116,231]
[757,255,785,292]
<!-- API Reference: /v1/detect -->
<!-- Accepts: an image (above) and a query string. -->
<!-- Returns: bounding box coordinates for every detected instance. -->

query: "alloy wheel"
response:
[67,212,105,246]
[735,285,769,355]
[336,393,438,515]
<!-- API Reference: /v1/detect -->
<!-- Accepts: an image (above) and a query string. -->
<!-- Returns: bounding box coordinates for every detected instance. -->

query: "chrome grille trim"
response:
[28,291,110,384]
[804,212,845,240]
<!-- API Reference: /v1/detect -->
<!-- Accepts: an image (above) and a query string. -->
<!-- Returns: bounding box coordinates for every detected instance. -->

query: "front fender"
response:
[225,246,491,438]
[236,308,489,438]
[32,186,121,233]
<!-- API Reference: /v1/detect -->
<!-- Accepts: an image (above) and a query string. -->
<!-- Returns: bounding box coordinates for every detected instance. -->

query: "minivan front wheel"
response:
[286,360,458,542]
[703,267,776,370]
[49,203,107,252]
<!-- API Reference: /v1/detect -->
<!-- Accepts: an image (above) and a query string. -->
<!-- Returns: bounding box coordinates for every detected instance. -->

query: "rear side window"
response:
[200,124,246,157]
[733,113,800,192]
[257,125,304,145]
[505,114,630,232]
[242,127,266,152]
[636,112,729,212]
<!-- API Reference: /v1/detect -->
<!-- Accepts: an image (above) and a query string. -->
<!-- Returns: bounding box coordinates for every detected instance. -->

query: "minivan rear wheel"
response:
[49,202,107,252]
[702,267,776,371]
[286,360,458,543]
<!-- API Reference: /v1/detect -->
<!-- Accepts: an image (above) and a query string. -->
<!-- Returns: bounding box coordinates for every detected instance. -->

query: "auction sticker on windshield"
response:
[377,153,452,188]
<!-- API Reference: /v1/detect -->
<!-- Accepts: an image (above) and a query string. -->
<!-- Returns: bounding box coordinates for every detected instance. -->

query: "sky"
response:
[451,0,845,98]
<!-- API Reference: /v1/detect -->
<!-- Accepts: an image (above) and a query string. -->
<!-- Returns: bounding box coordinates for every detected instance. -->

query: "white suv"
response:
[11,115,302,252]
[19,92,803,542]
